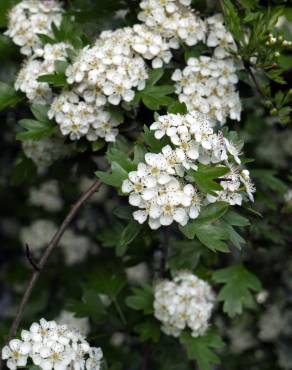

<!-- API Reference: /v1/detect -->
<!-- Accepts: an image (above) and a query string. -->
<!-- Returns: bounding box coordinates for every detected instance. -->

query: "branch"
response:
[2,179,102,358]
[243,61,267,99]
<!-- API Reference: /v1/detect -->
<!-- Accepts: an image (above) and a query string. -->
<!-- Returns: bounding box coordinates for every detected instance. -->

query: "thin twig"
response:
[25,244,41,271]
[243,61,267,99]
[1,179,102,367]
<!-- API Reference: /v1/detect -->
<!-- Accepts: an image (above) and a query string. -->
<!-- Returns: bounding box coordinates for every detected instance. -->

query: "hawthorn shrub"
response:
[0,1,292,370]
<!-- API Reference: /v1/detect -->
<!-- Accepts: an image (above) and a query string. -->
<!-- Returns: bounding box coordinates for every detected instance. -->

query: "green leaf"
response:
[168,240,205,272]
[146,68,164,86]
[0,81,23,112]
[222,0,242,42]
[96,162,128,188]
[126,285,154,314]
[167,101,187,114]
[116,220,143,257]
[143,125,169,153]
[179,202,228,239]
[218,221,245,249]
[212,264,262,317]
[89,271,126,298]
[98,222,125,247]
[11,156,37,186]
[180,329,225,370]
[16,119,55,141]
[31,104,50,123]
[187,165,229,195]
[133,145,147,165]
[51,16,85,48]
[37,73,68,87]
[37,33,56,45]
[193,202,229,225]
[135,319,161,342]
[222,210,250,227]
[195,225,230,253]
[54,60,69,74]
[67,289,106,323]
[91,140,105,152]
[107,106,124,124]
[107,148,136,172]
[140,89,174,110]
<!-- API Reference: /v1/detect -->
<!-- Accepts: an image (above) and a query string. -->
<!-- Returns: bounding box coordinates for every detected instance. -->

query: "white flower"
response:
[240,169,256,202]
[154,271,215,338]
[2,339,31,370]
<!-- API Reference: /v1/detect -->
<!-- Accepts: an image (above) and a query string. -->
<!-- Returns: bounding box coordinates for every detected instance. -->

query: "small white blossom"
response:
[2,339,31,370]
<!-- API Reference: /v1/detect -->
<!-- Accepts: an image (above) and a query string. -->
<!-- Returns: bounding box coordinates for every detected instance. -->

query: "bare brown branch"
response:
[0,179,102,369]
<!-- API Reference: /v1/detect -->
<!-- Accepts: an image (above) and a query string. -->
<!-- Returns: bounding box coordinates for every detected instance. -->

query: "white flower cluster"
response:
[54,23,176,142]
[22,136,74,172]
[172,56,241,125]
[29,180,63,212]
[5,0,63,56]
[154,271,215,338]
[15,43,72,105]
[65,28,149,107]
[138,0,206,46]
[48,92,119,141]
[20,220,91,265]
[122,112,255,229]
[1,318,103,370]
